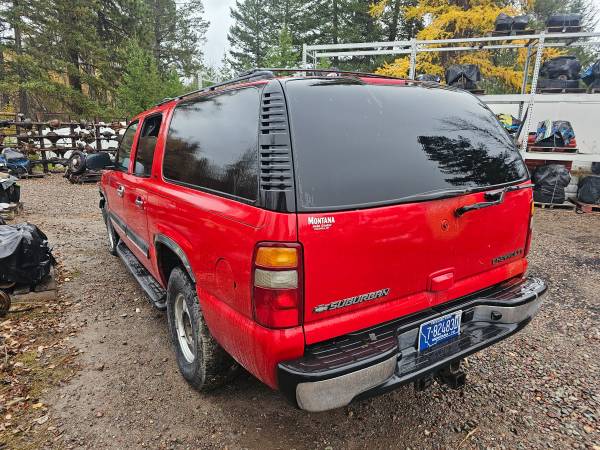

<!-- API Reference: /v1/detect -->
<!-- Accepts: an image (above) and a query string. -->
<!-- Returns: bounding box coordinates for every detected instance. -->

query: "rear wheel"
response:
[166,267,238,391]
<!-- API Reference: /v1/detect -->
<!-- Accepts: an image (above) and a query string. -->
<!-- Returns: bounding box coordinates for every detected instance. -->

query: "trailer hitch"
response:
[436,361,467,389]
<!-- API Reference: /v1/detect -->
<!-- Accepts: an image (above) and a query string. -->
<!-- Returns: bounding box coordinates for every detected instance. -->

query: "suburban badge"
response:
[313,288,391,313]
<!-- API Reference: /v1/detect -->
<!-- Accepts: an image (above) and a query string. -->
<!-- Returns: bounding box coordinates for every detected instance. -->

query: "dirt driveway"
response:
[3,175,600,449]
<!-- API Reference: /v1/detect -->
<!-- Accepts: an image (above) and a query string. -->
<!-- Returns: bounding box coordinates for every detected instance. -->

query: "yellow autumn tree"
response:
[371,0,562,92]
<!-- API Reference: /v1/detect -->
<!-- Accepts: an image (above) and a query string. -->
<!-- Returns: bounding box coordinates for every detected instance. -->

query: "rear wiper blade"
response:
[455,183,534,217]
[396,188,473,203]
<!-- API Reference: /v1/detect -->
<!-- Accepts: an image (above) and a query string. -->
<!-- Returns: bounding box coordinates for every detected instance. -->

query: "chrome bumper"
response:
[280,276,546,412]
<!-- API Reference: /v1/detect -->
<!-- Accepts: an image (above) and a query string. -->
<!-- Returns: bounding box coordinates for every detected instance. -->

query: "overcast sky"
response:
[203,0,237,67]
[202,0,600,68]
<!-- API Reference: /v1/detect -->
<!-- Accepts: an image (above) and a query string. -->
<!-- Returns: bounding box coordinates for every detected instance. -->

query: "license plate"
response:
[418,310,462,352]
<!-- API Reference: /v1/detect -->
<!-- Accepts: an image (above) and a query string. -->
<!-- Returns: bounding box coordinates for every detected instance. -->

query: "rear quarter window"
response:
[284,79,528,211]
[162,87,260,201]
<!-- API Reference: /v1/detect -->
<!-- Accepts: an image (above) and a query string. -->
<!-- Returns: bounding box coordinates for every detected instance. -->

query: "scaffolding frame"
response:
[302,31,600,159]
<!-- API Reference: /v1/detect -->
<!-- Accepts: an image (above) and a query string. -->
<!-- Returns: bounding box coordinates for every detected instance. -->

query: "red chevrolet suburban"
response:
[99,69,546,412]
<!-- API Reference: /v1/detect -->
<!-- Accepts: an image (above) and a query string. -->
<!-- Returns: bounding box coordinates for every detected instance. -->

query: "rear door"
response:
[283,79,531,337]
[105,120,139,233]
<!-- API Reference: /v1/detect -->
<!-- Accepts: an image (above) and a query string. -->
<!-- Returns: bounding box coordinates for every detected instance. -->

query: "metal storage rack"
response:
[302,31,600,162]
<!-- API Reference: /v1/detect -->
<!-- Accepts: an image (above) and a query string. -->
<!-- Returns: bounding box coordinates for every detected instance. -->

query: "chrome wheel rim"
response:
[174,293,195,363]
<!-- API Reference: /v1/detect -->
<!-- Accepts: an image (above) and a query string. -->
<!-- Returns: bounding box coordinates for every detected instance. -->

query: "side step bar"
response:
[116,241,167,310]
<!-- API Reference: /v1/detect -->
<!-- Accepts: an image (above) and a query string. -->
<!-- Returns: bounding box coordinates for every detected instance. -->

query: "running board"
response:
[116,241,167,310]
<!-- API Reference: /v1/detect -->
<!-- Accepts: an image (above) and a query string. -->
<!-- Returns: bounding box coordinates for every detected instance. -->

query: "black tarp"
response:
[0,175,20,204]
[0,223,55,285]
[495,13,512,31]
[540,56,581,80]
[577,176,600,204]
[513,15,530,30]
[546,14,582,28]
[532,164,571,204]
[445,64,481,89]
[495,13,530,31]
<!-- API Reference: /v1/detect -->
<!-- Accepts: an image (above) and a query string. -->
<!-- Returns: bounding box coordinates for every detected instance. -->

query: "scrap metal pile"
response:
[0,115,126,183]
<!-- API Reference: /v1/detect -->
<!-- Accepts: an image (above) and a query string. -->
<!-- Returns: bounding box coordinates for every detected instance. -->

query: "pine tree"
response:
[145,0,209,78]
[227,0,275,72]
[116,40,185,116]
[265,27,298,68]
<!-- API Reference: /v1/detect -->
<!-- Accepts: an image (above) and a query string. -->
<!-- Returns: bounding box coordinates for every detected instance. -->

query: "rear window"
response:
[163,87,259,201]
[285,79,528,211]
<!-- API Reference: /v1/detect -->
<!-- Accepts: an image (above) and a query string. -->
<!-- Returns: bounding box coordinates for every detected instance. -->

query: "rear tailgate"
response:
[282,78,532,344]
[299,186,531,343]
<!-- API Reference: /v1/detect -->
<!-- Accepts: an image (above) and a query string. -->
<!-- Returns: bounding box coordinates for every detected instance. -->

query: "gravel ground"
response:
[9,175,600,449]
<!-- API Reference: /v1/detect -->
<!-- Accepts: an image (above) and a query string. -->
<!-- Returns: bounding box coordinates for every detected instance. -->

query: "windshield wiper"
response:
[396,188,474,203]
[455,183,534,217]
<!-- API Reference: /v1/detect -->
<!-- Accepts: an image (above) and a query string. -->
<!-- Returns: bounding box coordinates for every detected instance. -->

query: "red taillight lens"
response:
[252,243,303,329]
[524,200,534,256]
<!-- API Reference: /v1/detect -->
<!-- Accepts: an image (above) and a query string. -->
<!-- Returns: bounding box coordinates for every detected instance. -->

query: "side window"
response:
[163,87,259,200]
[134,114,162,177]
[115,121,138,171]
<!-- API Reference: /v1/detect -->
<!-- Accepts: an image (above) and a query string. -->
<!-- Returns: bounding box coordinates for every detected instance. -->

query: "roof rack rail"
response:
[155,69,276,106]
[155,68,407,107]
[252,67,406,80]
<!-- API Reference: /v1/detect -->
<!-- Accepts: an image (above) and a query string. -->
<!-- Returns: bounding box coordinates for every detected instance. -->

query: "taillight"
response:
[524,199,534,256]
[252,243,303,328]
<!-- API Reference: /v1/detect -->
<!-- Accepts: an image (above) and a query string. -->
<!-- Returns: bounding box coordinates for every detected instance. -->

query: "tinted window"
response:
[116,121,138,171]
[163,88,259,200]
[134,114,162,177]
[285,79,528,211]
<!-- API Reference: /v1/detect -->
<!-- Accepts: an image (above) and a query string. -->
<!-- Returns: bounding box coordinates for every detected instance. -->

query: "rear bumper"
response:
[278,276,546,412]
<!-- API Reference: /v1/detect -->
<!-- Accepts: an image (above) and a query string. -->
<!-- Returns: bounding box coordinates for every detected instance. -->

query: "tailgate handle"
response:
[428,270,454,292]
[455,183,534,217]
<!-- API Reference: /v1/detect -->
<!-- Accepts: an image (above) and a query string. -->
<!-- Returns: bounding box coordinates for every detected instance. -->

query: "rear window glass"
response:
[285,79,528,211]
[163,87,259,200]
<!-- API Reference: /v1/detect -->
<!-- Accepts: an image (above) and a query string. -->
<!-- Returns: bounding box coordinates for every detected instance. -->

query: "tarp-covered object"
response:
[445,64,481,89]
[497,114,521,133]
[494,13,530,31]
[540,56,581,80]
[0,223,55,285]
[495,13,513,31]
[581,59,600,86]
[532,164,571,204]
[1,148,30,176]
[535,120,575,147]
[0,174,20,204]
[537,78,580,89]
[546,14,582,28]
[512,15,530,30]
[577,176,600,204]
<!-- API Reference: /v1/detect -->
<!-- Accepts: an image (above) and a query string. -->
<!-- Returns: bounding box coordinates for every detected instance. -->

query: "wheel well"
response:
[155,242,184,285]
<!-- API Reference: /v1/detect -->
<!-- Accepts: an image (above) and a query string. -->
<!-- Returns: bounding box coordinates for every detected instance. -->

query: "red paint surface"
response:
[101,78,533,389]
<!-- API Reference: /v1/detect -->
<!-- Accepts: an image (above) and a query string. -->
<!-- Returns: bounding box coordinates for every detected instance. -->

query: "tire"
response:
[68,150,86,175]
[166,267,238,391]
[102,207,119,256]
